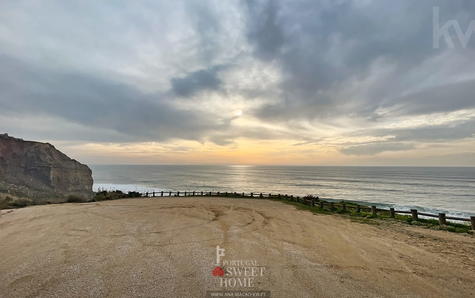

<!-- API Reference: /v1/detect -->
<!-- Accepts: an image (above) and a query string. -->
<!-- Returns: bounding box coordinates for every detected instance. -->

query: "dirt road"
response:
[1,198,474,297]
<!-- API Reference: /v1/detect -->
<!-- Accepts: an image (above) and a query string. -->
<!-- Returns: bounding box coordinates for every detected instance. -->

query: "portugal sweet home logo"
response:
[212,245,226,277]
[211,245,266,289]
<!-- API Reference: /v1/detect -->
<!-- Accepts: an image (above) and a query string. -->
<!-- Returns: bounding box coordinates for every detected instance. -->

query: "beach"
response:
[1,197,474,298]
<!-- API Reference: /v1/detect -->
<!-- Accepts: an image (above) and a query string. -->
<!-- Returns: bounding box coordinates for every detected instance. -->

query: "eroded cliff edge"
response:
[0,133,93,203]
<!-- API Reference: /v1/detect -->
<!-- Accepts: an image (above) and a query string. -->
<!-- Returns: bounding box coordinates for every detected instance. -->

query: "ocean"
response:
[91,165,475,218]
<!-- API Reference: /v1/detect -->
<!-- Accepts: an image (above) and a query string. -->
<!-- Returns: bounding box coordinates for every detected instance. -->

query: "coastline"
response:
[1,197,474,297]
[93,183,475,220]
[91,165,475,219]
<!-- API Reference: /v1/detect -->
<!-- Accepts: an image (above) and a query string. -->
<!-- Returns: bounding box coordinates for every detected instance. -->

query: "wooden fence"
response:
[141,191,475,230]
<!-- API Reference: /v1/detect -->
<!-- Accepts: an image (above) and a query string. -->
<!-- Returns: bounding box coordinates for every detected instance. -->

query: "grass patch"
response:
[350,216,381,226]
[271,196,472,234]
[277,199,332,215]
[393,214,472,233]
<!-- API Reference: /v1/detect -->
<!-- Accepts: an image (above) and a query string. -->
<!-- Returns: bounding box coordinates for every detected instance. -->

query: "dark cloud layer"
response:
[245,0,475,121]
[383,80,475,116]
[0,55,224,142]
[340,118,475,155]
[171,66,222,97]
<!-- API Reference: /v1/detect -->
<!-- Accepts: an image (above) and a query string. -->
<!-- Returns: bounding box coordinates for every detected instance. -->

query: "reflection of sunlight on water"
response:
[228,165,255,190]
[228,165,254,168]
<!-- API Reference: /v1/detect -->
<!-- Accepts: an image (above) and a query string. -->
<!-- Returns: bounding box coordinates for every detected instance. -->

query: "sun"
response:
[233,110,243,117]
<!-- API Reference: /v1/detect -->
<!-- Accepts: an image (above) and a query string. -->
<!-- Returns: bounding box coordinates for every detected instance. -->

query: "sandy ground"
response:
[0,198,474,298]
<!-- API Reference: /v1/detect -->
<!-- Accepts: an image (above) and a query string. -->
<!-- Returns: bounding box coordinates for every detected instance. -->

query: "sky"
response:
[0,0,474,166]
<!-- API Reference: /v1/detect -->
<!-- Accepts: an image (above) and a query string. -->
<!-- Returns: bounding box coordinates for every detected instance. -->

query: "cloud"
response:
[0,55,226,142]
[0,0,474,164]
[342,142,415,156]
[390,119,475,142]
[381,79,475,116]
[244,0,475,121]
[245,0,285,61]
[171,66,223,97]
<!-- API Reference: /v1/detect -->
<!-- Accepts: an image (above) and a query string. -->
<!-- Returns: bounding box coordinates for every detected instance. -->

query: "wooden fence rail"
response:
[140,191,475,230]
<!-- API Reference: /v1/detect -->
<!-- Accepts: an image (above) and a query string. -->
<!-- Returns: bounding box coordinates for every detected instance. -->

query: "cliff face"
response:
[0,134,93,202]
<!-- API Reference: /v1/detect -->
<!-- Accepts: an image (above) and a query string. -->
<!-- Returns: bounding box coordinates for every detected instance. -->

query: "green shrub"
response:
[0,196,12,209]
[93,190,132,201]
[9,197,33,208]
[66,195,85,203]
[126,191,141,198]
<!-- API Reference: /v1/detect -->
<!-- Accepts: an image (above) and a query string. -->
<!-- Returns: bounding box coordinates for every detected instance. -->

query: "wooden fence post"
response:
[169,191,172,197]
[260,193,263,198]
[371,206,377,216]
[319,201,324,209]
[471,216,475,230]
[161,191,164,197]
[411,209,418,220]
[311,197,315,207]
[330,202,335,211]
[342,203,346,212]
[250,192,253,198]
[438,213,446,225]
[145,192,149,197]
[390,208,395,218]
[356,205,360,213]
[177,191,180,197]
[152,191,155,197]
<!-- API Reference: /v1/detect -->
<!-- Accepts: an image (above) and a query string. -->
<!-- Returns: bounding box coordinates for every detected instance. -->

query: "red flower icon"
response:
[212,266,225,277]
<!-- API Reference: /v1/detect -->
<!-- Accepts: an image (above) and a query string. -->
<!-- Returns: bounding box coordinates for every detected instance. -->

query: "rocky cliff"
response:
[0,133,93,202]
